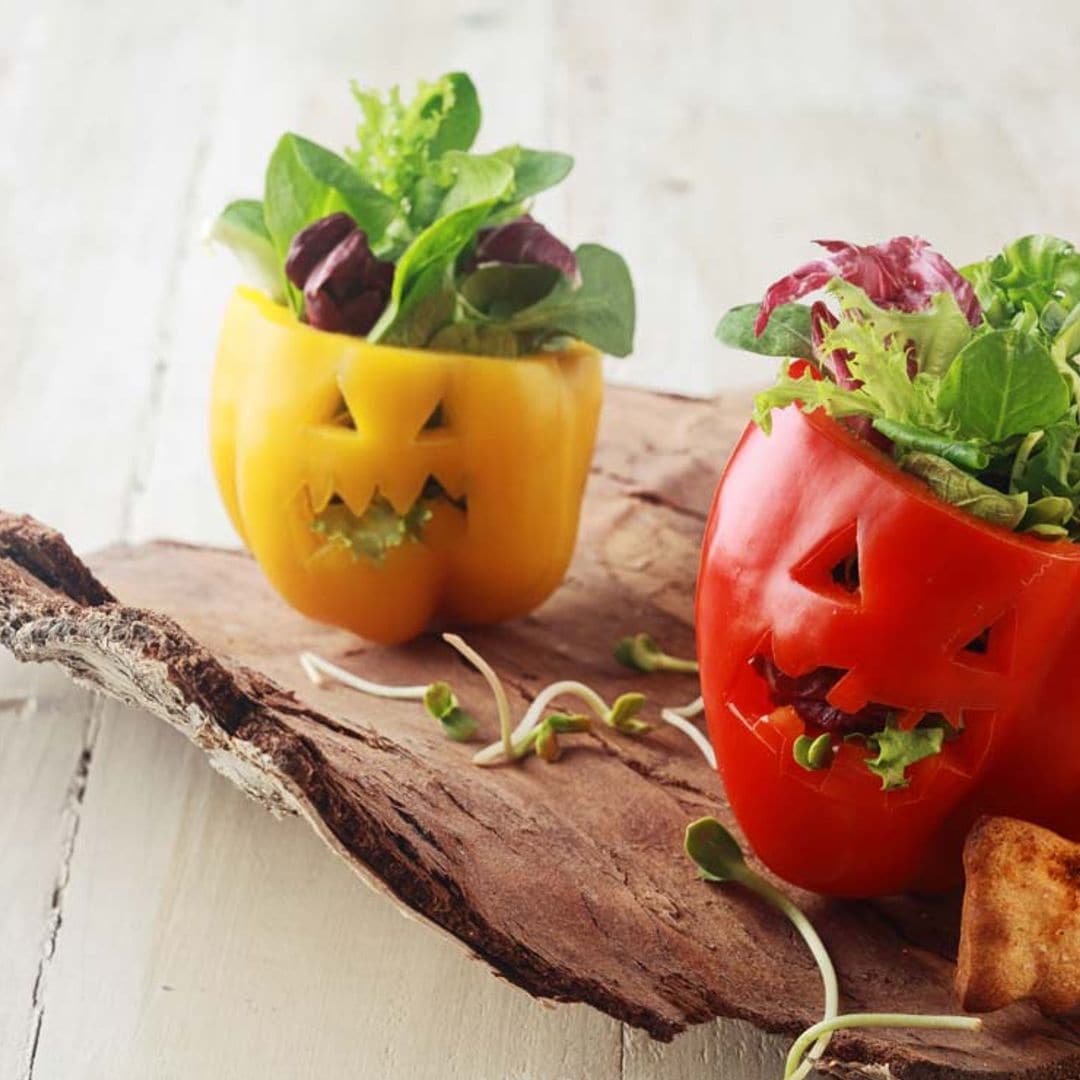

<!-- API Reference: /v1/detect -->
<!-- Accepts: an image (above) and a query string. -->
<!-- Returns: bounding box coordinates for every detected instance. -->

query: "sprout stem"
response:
[660,707,715,768]
[472,679,609,765]
[299,651,428,700]
[667,696,704,719]
[731,869,839,1077]
[783,1013,981,1079]
[442,634,515,762]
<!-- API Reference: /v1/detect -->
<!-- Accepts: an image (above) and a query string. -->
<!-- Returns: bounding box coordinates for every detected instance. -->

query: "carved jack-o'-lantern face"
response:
[697,406,1080,897]
[211,288,602,644]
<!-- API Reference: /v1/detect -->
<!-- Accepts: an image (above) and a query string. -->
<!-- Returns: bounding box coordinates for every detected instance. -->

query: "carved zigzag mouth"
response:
[309,475,466,564]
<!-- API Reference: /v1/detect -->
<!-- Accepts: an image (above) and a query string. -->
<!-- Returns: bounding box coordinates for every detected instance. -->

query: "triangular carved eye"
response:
[830,551,860,594]
[955,610,1016,675]
[791,522,861,604]
[328,395,356,429]
[417,401,449,436]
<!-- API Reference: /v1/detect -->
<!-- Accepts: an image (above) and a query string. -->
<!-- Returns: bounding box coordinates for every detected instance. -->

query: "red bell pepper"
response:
[696,406,1080,897]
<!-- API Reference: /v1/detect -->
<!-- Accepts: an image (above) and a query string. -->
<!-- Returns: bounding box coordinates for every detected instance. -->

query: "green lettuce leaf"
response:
[348,72,480,204]
[817,310,943,428]
[207,199,282,302]
[861,717,950,791]
[310,493,433,564]
[264,134,395,310]
[962,235,1080,331]
[502,243,636,357]
[716,302,814,358]
[752,365,871,433]
[900,452,1029,528]
[828,280,974,376]
[938,329,1071,441]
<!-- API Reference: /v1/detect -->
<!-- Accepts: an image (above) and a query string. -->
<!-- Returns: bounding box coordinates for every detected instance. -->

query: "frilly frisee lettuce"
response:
[718,235,1080,540]
[208,72,634,359]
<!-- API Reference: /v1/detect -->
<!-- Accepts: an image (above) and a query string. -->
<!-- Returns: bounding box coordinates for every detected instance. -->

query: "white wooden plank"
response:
[28,703,621,1080]
[0,659,99,1078]
[623,1020,788,1080]
[0,0,234,552]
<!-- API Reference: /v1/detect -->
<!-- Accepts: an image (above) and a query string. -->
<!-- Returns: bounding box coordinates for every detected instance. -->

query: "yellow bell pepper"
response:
[210,287,603,644]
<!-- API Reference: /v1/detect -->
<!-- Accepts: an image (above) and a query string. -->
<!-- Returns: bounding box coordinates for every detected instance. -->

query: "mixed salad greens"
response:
[718,234,1080,540]
[210,72,634,358]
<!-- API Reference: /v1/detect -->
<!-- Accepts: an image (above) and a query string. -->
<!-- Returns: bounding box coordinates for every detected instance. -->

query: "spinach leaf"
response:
[369,200,501,343]
[716,302,814,358]
[376,266,458,349]
[938,329,1071,441]
[504,244,635,357]
[900,451,1029,528]
[494,145,574,202]
[264,134,395,310]
[207,199,282,302]
[426,72,481,158]
[459,264,562,318]
[436,150,515,216]
[871,419,988,470]
[1014,419,1080,499]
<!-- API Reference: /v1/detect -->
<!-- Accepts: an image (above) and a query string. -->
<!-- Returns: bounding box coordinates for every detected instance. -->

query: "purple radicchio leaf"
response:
[751,655,890,735]
[470,215,579,282]
[285,212,394,336]
[755,236,981,336]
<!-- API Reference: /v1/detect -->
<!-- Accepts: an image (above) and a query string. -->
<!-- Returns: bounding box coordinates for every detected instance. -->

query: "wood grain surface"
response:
[3,388,1078,1079]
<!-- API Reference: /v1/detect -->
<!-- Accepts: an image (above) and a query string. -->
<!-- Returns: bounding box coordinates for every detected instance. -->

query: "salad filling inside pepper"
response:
[703,235,1080,894]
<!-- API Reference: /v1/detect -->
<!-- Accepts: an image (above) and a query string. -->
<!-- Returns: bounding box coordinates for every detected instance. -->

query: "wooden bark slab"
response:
[1,386,1078,1079]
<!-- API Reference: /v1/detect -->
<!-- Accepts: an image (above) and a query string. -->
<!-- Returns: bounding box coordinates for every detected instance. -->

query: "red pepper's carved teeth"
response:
[749,653,962,739]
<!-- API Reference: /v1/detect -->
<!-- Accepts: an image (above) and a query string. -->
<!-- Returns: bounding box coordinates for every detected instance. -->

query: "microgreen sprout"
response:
[532,713,593,762]
[439,634,652,766]
[442,633,515,760]
[468,675,652,766]
[685,818,838,1079]
[659,697,715,768]
[299,651,475,743]
[614,632,699,674]
[686,817,982,1080]
[299,651,429,699]
[423,681,479,742]
[793,732,834,772]
[783,1013,981,1079]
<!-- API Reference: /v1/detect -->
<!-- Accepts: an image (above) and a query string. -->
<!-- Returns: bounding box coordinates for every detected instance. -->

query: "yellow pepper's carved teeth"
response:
[305,475,468,564]
[305,473,467,521]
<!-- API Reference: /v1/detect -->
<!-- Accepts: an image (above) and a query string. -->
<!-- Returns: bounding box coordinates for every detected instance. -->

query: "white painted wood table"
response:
[4,2,1080,1076]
